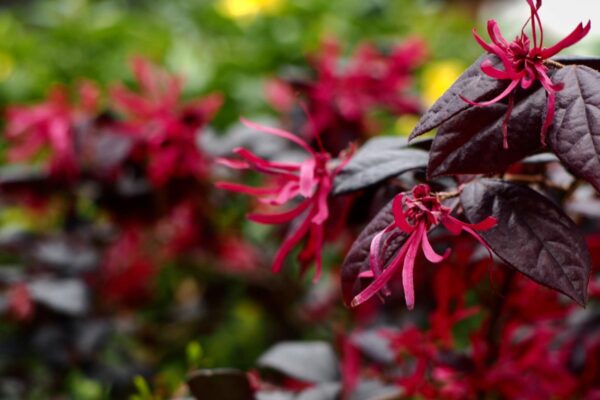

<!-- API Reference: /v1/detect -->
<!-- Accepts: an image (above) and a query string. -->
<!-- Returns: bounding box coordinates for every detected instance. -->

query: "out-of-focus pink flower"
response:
[218,236,261,272]
[156,201,201,257]
[7,282,34,321]
[111,57,222,186]
[216,118,352,280]
[5,81,100,181]
[351,184,496,309]
[266,37,426,154]
[100,227,155,307]
[462,0,590,148]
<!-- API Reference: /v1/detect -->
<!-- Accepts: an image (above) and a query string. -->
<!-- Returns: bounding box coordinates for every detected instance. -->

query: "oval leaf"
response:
[340,200,408,307]
[427,84,546,178]
[257,342,339,384]
[548,65,600,193]
[409,55,505,140]
[461,179,591,305]
[187,369,253,400]
[333,137,428,195]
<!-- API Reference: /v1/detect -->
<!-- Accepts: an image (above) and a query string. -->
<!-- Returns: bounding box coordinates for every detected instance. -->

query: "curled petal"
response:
[392,194,415,233]
[350,232,413,307]
[312,177,332,225]
[460,79,519,107]
[540,21,591,59]
[299,158,317,197]
[272,210,315,273]
[241,117,315,155]
[487,20,510,49]
[248,198,312,224]
[260,181,300,205]
[420,230,451,263]
[216,157,250,170]
[480,60,513,80]
[215,181,280,196]
[465,216,497,231]
[402,224,426,310]
[233,147,299,172]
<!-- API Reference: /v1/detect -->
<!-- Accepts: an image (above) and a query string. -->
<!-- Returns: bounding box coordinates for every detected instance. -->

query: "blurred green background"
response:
[0,0,484,129]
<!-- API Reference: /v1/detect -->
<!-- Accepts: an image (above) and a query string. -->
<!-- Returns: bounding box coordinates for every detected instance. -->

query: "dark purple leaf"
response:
[256,392,295,400]
[350,380,403,400]
[333,137,428,195]
[187,369,253,400]
[257,342,339,384]
[32,237,99,273]
[461,179,591,305]
[548,65,600,192]
[351,330,395,365]
[553,56,600,72]
[427,85,546,178]
[341,200,408,307]
[522,153,560,164]
[409,55,505,140]
[27,278,90,315]
[296,383,341,400]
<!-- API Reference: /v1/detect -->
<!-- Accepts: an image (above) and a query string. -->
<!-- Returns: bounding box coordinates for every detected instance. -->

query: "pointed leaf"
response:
[548,65,600,192]
[187,369,253,400]
[341,200,408,307]
[461,179,591,305]
[409,55,505,140]
[427,83,547,178]
[333,137,428,195]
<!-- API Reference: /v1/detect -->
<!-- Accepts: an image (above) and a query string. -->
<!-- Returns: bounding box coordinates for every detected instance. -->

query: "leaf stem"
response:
[544,59,566,69]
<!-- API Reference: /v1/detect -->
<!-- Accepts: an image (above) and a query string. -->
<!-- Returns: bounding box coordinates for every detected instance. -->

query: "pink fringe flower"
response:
[351,184,496,309]
[461,0,590,148]
[5,81,100,181]
[111,57,222,186]
[216,118,352,280]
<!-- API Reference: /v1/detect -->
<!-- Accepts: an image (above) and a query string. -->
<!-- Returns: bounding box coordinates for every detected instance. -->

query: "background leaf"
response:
[333,137,428,195]
[257,342,339,384]
[187,369,253,400]
[461,179,591,305]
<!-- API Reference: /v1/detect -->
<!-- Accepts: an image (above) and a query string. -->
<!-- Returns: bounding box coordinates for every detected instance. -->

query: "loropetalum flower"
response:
[462,0,590,148]
[5,81,100,181]
[216,118,352,280]
[111,57,222,186]
[266,38,426,155]
[351,184,496,309]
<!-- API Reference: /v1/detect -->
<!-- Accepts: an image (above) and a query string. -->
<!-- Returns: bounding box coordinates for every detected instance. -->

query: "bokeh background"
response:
[0,0,599,399]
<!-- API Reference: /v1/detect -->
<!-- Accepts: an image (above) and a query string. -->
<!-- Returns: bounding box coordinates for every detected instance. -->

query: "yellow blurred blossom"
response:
[0,51,14,82]
[395,115,421,137]
[422,60,464,107]
[218,0,282,19]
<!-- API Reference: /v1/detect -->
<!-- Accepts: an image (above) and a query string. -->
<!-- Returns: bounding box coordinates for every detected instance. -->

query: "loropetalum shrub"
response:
[205,1,600,399]
[0,57,267,396]
[1,1,600,398]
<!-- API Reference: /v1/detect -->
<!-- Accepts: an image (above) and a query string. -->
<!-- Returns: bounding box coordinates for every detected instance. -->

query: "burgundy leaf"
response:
[427,85,546,178]
[257,342,339,384]
[187,369,253,400]
[333,137,428,195]
[409,55,505,140]
[548,65,600,192]
[553,55,600,72]
[461,179,591,305]
[340,200,408,307]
